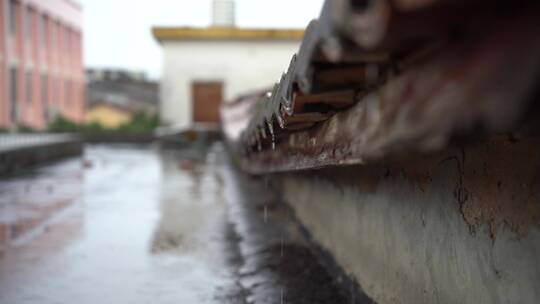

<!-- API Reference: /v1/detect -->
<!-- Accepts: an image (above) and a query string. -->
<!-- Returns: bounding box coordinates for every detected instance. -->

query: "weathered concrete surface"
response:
[282,138,540,304]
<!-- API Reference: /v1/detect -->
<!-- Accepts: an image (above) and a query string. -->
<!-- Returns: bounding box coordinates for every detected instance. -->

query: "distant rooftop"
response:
[152,27,304,43]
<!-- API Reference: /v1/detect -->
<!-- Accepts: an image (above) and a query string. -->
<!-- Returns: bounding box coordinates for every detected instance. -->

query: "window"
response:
[41,74,48,104]
[55,22,61,49]
[54,77,59,103]
[51,22,56,49]
[65,28,70,54]
[41,74,48,121]
[26,71,32,104]
[51,77,56,103]
[9,0,17,36]
[25,7,32,41]
[65,80,70,104]
[40,15,47,46]
[9,67,18,121]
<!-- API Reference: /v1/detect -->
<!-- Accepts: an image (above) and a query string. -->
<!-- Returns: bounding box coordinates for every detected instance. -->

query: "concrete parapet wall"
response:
[0,136,82,176]
[282,138,540,304]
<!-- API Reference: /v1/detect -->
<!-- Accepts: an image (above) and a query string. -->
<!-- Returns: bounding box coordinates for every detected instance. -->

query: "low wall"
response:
[0,138,83,176]
[281,137,540,304]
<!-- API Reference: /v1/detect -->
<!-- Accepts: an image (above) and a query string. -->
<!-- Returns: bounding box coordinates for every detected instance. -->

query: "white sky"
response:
[80,0,325,79]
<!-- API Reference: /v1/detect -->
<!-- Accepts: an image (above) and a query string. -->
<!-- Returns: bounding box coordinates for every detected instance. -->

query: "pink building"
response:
[0,0,84,130]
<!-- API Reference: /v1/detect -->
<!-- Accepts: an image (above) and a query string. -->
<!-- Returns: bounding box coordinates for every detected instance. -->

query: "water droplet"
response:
[260,125,267,139]
[264,205,268,223]
[284,104,293,116]
[267,121,274,136]
[277,115,286,129]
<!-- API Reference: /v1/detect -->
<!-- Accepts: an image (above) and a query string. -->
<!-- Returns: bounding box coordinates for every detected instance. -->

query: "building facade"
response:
[85,68,159,129]
[153,27,303,131]
[0,0,84,130]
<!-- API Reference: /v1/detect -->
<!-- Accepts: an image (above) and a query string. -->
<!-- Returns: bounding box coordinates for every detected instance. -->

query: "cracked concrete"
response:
[282,137,540,304]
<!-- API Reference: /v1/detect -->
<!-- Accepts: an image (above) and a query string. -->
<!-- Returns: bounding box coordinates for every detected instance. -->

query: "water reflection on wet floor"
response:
[0,144,351,304]
[0,145,235,304]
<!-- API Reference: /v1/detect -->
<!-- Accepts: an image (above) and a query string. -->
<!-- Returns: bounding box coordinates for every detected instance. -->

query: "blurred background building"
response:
[85,68,158,129]
[0,0,84,130]
[152,0,303,131]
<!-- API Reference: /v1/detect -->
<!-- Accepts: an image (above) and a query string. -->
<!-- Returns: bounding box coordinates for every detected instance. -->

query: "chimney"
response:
[212,0,235,27]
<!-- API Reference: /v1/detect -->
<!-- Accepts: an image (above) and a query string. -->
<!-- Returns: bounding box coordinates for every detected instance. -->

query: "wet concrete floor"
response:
[0,144,349,304]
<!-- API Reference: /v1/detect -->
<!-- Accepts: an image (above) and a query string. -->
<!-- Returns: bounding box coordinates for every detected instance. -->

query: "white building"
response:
[152,1,303,130]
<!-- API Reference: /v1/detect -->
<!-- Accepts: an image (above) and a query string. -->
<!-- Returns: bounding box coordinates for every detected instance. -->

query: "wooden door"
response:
[191,81,223,123]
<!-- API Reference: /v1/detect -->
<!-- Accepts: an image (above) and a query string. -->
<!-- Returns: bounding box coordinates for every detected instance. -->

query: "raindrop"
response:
[267,121,274,136]
[277,115,286,129]
[281,287,285,304]
[264,205,268,223]
[284,104,293,116]
[268,122,277,150]
[260,125,267,139]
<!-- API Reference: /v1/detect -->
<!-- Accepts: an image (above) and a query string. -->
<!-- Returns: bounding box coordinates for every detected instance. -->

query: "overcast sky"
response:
[80,0,325,79]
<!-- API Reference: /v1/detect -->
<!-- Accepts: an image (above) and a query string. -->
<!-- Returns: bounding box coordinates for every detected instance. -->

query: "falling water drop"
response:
[267,121,277,150]
[260,125,267,139]
[267,122,273,140]
[277,115,286,129]
[264,205,268,223]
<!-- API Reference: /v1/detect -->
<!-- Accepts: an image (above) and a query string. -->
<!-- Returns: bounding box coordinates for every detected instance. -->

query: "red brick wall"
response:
[0,0,84,129]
